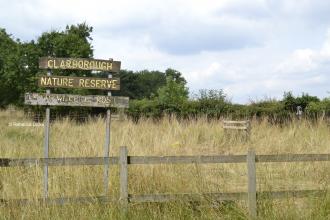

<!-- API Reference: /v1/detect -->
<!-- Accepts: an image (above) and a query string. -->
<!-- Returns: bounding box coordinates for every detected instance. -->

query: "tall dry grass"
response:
[0,109,329,219]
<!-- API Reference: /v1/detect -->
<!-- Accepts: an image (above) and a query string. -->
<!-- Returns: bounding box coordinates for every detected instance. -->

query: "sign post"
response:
[25,57,128,199]
[103,70,112,195]
[44,69,51,199]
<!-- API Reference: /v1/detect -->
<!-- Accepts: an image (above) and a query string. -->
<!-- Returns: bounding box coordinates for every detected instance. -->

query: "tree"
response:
[157,73,189,106]
[282,91,296,112]
[136,70,166,98]
[283,91,320,112]
[197,89,227,102]
[0,23,95,107]
[295,93,320,109]
[0,28,20,107]
[37,23,93,79]
[112,69,166,99]
[37,23,93,58]
[165,68,186,85]
[15,40,41,106]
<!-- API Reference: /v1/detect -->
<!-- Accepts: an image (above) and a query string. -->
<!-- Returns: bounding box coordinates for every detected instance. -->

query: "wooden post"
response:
[247,149,257,219]
[246,121,251,141]
[43,69,51,199]
[119,146,128,213]
[103,72,112,196]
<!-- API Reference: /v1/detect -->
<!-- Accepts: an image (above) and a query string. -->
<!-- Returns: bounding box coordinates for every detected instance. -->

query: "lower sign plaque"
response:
[25,93,129,108]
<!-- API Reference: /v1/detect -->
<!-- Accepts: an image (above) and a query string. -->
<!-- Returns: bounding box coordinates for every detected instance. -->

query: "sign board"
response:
[32,56,125,199]
[25,93,129,108]
[39,57,121,72]
[38,76,120,90]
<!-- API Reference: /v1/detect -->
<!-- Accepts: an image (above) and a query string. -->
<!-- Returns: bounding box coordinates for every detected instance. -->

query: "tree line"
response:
[1,23,329,123]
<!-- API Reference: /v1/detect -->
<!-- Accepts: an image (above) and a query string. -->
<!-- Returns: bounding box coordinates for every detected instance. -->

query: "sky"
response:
[1,0,330,103]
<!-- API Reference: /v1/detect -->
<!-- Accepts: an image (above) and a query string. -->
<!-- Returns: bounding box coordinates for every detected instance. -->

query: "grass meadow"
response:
[0,109,329,219]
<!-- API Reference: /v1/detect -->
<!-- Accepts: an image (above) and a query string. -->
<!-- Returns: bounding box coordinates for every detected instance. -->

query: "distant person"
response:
[296,106,303,120]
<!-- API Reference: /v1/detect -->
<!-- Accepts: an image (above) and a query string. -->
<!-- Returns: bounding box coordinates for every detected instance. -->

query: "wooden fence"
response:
[1,147,330,218]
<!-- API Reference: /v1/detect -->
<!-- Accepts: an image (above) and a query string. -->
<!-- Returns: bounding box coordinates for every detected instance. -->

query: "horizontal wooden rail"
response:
[257,189,327,199]
[129,155,247,164]
[129,192,247,203]
[0,157,118,167]
[0,190,326,205]
[256,154,330,162]
[129,189,326,203]
[1,154,330,167]
[0,196,116,205]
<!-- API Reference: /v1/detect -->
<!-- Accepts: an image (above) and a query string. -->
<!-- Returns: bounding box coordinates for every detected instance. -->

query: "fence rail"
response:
[1,154,329,167]
[1,148,329,218]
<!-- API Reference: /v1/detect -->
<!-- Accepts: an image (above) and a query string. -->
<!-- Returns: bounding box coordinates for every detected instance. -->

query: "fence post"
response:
[43,69,51,199]
[246,121,251,141]
[247,148,257,219]
[119,146,128,213]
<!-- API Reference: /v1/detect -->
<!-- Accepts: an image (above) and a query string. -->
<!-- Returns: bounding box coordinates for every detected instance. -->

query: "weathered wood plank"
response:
[128,189,327,203]
[128,155,247,164]
[38,76,120,90]
[256,154,330,162]
[111,114,120,121]
[119,146,128,212]
[25,93,129,108]
[0,190,325,205]
[1,155,247,167]
[223,126,248,130]
[223,120,251,142]
[223,120,249,124]
[0,157,119,167]
[129,192,247,203]
[258,189,327,199]
[1,154,329,168]
[39,57,121,72]
[43,70,51,199]
[103,74,112,196]
[247,149,257,218]
[0,196,117,205]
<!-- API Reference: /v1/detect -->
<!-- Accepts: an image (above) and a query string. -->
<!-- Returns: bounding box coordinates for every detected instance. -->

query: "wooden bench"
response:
[111,114,124,121]
[223,120,251,140]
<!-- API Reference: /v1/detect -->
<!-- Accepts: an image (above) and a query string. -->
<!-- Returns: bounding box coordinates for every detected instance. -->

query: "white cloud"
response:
[1,0,330,103]
[181,26,330,103]
[276,49,317,73]
[276,28,330,75]
[320,29,330,57]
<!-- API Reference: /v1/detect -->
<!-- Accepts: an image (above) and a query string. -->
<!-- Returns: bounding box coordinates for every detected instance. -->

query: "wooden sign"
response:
[38,76,120,90]
[25,93,129,108]
[39,57,121,72]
